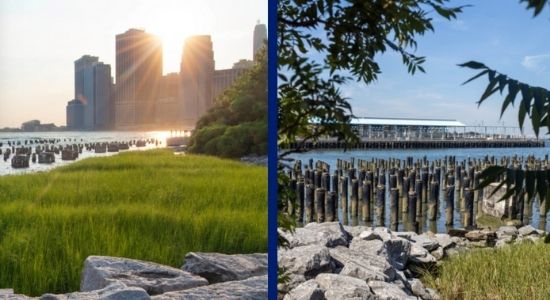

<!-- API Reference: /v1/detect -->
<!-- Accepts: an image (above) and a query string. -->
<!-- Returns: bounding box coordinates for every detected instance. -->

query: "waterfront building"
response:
[155,73,181,127]
[180,35,214,128]
[233,59,254,69]
[73,56,113,130]
[115,29,162,129]
[212,68,248,101]
[253,22,267,60]
[66,99,85,130]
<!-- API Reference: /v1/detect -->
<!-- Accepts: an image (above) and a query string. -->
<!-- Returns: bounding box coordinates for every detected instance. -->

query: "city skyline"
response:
[0,0,267,128]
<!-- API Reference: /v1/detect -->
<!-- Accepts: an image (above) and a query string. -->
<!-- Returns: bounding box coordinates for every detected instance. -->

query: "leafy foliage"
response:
[459,61,550,137]
[278,0,465,153]
[188,47,267,158]
[520,0,549,16]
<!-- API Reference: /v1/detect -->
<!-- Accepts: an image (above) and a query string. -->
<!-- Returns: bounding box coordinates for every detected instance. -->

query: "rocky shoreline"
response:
[278,222,547,300]
[1,252,267,300]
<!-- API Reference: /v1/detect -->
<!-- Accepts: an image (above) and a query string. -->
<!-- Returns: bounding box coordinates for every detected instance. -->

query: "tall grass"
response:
[0,149,267,296]
[422,241,550,300]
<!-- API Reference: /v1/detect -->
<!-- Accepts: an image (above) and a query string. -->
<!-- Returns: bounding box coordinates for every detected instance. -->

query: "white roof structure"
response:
[350,117,465,127]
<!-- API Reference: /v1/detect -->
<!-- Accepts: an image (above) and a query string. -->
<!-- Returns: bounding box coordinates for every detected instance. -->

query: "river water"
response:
[287,144,550,232]
[0,131,172,176]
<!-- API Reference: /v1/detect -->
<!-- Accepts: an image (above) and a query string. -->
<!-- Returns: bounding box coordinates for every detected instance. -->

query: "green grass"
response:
[422,241,550,300]
[0,149,267,296]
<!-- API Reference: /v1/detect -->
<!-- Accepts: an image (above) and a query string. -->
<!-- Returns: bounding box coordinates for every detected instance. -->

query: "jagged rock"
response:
[409,278,439,300]
[367,280,415,300]
[408,244,436,265]
[410,234,439,251]
[151,275,267,300]
[344,226,372,238]
[40,283,150,300]
[358,231,383,241]
[430,246,444,260]
[283,280,325,300]
[281,223,350,248]
[278,274,306,295]
[392,231,417,241]
[447,228,467,237]
[383,238,411,270]
[315,274,374,300]
[433,234,455,250]
[330,246,396,282]
[496,226,519,239]
[182,252,267,283]
[518,225,538,236]
[278,245,334,278]
[349,238,385,255]
[372,227,393,242]
[465,229,496,241]
[80,256,208,295]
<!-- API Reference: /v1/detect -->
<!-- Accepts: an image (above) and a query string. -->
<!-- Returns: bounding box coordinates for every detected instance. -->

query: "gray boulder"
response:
[408,278,439,300]
[40,283,150,300]
[349,239,385,255]
[383,238,411,270]
[496,226,519,239]
[80,256,208,295]
[344,226,373,238]
[283,280,325,300]
[151,275,267,300]
[367,280,416,300]
[408,244,436,265]
[315,274,374,300]
[410,234,439,251]
[182,252,267,283]
[329,246,396,282]
[433,234,455,250]
[281,223,350,248]
[278,245,334,278]
[518,225,538,236]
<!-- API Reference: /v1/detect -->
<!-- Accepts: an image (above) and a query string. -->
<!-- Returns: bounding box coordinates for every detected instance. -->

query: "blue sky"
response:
[339,0,550,137]
[0,0,267,127]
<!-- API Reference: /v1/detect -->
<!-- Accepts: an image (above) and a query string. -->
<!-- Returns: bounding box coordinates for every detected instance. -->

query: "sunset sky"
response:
[0,0,267,127]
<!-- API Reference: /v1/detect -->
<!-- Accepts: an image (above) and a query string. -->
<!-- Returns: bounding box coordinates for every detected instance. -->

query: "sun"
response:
[136,0,216,74]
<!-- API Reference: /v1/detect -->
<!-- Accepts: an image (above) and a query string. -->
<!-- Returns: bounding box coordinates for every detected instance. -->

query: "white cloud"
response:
[521,54,550,72]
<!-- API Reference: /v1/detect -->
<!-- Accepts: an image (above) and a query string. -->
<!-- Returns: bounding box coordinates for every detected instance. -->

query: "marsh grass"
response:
[422,241,550,300]
[0,149,267,295]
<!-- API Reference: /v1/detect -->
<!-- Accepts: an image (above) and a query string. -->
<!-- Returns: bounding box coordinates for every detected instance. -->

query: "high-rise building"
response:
[253,22,267,61]
[180,35,215,128]
[115,29,162,128]
[155,72,181,127]
[66,99,84,130]
[73,56,112,130]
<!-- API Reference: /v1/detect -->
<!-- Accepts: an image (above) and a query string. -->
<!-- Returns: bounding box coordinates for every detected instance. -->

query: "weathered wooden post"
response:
[390,188,399,231]
[428,181,438,221]
[288,177,297,216]
[464,188,474,227]
[350,179,359,217]
[341,176,348,220]
[297,179,305,222]
[408,191,418,232]
[445,185,455,226]
[362,181,372,222]
[305,184,314,223]
[415,181,423,218]
[315,188,326,222]
[326,191,337,222]
[376,184,385,226]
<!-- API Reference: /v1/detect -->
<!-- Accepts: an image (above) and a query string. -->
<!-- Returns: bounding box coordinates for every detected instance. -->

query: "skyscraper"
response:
[180,35,215,128]
[73,55,112,130]
[115,29,162,128]
[66,99,84,130]
[253,22,267,61]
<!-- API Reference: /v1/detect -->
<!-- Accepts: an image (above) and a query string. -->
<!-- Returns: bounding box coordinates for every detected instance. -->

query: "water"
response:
[287,146,550,232]
[0,131,171,176]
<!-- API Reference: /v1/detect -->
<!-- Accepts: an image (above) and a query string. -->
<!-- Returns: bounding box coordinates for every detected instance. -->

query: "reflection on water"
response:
[0,131,170,176]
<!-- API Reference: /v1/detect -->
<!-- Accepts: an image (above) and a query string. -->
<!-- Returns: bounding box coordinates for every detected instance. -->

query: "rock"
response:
[518,225,538,236]
[278,245,334,278]
[496,226,519,239]
[392,231,417,241]
[358,231,383,241]
[408,244,436,265]
[282,223,350,248]
[349,239,384,255]
[315,274,374,300]
[433,234,455,250]
[372,227,393,242]
[283,280,325,300]
[447,228,467,237]
[410,234,439,251]
[80,256,208,295]
[409,278,438,300]
[430,246,444,260]
[367,280,415,300]
[278,274,306,295]
[0,289,14,295]
[151,275,267,300]
[465,229,496,241]
[182,252,267,284]
[383,238,411,270]
[344,226,372,238]
[329,246,396,282]
[495,236,514,248]
[40,283,150,300]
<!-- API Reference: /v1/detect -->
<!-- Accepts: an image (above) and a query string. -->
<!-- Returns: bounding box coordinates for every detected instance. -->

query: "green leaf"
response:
[458,61,487,70]
[461,69,489,86]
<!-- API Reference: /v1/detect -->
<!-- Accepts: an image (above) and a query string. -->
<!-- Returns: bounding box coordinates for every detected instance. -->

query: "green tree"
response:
[459,0,549,217]
[277,0,464,244]
[188,47,267,158]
